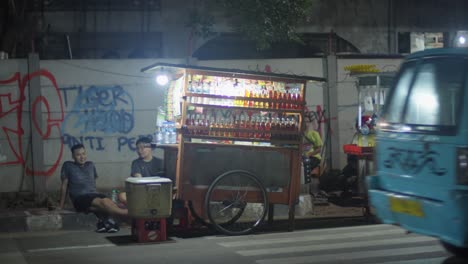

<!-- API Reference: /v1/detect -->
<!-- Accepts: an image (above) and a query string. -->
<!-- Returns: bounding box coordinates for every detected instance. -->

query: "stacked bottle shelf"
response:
[182,74,305,145]
[186,93,304,111]
[186,76,304,110]
[183,112,300,143]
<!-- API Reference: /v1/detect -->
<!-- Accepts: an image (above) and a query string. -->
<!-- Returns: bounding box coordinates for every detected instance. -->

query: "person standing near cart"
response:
[302,122,325,201]
[118,137,165,204]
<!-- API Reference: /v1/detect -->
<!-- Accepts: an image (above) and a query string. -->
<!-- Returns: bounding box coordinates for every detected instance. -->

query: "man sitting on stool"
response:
[118,137,165,205]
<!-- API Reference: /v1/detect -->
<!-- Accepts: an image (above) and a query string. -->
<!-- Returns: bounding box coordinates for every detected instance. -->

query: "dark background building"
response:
[0,0,467,59]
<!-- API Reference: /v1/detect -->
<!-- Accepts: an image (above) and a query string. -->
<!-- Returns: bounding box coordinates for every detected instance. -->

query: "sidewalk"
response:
[0,193,367,233]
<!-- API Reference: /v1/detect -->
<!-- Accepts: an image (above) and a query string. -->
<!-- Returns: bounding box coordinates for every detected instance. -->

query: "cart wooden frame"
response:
[142,63,325,235]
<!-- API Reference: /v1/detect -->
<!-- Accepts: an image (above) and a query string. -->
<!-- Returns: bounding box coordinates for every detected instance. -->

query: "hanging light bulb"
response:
[156,74,169,86]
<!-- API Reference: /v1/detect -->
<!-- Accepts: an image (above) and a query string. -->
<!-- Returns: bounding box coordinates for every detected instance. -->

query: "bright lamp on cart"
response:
[155,68,171,86]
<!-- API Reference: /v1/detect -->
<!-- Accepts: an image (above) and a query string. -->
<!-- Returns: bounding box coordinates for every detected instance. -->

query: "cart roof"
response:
[141,62,326,83]
[350,71,396,88]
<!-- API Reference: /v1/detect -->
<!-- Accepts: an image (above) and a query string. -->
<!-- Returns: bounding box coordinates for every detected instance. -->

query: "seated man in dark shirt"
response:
[58,144,128,233]
[118,137,165,204]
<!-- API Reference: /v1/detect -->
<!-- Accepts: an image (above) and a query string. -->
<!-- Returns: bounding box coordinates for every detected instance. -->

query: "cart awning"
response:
[141,62,326,83]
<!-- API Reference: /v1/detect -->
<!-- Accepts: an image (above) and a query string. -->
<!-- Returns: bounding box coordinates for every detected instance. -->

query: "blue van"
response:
[367,48,468,257]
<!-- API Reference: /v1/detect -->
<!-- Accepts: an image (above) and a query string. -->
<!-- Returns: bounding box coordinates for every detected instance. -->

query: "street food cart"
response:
[342,70,394,213]
[141,63,325,235]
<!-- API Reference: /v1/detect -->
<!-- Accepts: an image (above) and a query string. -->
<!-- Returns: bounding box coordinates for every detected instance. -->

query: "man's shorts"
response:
[73,193,107,213]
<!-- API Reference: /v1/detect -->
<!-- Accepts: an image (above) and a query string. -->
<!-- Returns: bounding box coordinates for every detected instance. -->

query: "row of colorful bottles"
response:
[186,77,303,109]
[184,114,300,141]
[187,95,304,110]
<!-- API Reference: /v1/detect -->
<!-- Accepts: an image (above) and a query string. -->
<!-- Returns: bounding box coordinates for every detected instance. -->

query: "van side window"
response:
[383,56,464,133]
[405,58,464,126]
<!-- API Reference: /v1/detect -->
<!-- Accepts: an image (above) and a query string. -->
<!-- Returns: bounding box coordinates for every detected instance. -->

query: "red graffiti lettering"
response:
[0,70,64,176]
[304,105,337,137]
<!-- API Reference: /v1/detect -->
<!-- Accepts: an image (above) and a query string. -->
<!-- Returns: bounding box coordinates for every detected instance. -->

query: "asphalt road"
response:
[0,220,465,264]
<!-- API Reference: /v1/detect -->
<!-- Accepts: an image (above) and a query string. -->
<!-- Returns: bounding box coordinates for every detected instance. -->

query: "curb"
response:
[0,209,97,233]
[0,195,319,233]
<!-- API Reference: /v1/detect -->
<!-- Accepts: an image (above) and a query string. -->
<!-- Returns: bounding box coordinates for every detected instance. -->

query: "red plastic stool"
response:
[132,218,167,243]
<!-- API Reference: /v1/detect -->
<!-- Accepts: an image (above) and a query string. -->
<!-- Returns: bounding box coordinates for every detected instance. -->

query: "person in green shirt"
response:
[304,129,323,163]
[303,129,323,175]
[302,126,326,201]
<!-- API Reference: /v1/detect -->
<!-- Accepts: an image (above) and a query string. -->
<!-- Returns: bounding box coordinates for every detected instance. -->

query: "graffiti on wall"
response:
[61,133,153,152]
[61,85,134,134]
[0,66,157,179]
[60,85,148,152]
[304,105,336,136]
[0,70,64,176]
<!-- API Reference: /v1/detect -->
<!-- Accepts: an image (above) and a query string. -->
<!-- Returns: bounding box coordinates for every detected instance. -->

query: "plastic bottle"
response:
[169,122,177,144]
[161,122,169,144]
[155,126,163,144]
[111,189,119,203]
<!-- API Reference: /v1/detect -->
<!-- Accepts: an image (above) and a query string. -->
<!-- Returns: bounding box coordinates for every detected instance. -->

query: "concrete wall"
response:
[0,57,184,194]
[0,56,402,195]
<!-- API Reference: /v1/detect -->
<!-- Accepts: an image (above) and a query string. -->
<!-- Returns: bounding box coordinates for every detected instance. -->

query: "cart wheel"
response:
[205,170,268,236]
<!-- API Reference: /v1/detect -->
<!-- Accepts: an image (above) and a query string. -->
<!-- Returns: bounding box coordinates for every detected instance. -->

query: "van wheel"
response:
[441,240,468,257]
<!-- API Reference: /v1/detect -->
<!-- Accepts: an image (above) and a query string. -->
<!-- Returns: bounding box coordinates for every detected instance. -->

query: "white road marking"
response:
[219,228,406,247]
[206,223,399,240]
[377,257,447,264]
[27,243,115,253]
[237,235,437,256]
[255,245,445,264]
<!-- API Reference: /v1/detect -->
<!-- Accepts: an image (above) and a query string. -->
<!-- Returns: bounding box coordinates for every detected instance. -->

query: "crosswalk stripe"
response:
[206,224,398,240]
[219,228,406,248]
[376,257,446,264]
[237,235,437,256]
[255,245,445,264]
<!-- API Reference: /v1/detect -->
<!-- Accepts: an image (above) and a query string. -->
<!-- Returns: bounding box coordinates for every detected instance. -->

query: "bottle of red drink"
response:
[259,117,266,139]
[290,118,297,140]
[270,117,278,140]
[240,115,246,138]
[278,93,284,109]
[279,117,286,140]
[253,117,260,138]
[245,116,250,138]
[296,91,302,109]
[284,117,290,139]
[265,117,271,140]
